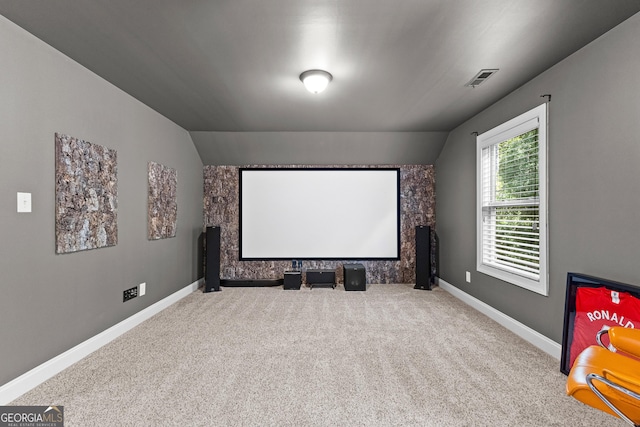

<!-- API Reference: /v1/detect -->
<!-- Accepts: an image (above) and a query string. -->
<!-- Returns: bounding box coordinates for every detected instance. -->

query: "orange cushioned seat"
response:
[607,327,640,359]
[567,344,640,425]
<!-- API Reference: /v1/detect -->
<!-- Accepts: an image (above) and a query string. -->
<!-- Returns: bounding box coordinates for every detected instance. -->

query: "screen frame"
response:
[238,167,401,261]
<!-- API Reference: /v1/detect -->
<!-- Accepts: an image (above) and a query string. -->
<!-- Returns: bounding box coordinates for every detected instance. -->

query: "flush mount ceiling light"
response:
[300,69,333,94]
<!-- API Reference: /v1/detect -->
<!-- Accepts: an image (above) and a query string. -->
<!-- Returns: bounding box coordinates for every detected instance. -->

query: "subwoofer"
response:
[204,226,221,292]
[343,263,366,291]
[415,225,432,290]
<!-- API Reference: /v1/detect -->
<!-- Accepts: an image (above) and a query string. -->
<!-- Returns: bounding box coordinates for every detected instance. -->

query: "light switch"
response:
[17,192,32,213]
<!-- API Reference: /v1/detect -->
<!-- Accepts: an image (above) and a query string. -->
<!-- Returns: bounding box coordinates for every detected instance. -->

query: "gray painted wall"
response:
[436,13,640,343]
[190,131,448,166]
[0,16,203,385]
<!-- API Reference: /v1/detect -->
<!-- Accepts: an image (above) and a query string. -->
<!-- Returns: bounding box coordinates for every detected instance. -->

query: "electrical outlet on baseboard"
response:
[465,271,471,283]
[139,282,146,296]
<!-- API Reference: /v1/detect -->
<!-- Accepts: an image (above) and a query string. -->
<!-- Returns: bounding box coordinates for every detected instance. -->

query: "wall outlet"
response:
[465,271,471,283]
[123,286,138,302]
[139,282,146,296]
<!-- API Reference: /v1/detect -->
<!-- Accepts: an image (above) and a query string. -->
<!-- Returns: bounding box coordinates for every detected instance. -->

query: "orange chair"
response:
[567,327,640,426]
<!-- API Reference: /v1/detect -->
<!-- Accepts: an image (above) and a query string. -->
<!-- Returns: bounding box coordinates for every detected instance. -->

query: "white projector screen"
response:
[240,168,400,260]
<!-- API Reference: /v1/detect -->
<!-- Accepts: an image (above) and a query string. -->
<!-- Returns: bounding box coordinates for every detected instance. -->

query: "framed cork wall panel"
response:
[55,133,118,254]
[147,161,177,240]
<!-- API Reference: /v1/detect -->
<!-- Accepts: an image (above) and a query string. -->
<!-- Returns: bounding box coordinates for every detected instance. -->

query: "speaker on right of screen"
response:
[415,225,432,290]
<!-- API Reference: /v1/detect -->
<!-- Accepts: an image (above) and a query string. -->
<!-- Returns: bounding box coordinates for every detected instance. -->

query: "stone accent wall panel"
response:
[148,161,177,240]
[55,133,118,254]
[203,164,435,284]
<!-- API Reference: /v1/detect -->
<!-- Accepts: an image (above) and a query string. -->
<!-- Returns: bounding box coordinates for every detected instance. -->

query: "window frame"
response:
[476,103,548,296]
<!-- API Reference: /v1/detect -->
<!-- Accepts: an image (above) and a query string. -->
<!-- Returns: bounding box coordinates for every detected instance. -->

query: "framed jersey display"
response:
[560,273,640,374]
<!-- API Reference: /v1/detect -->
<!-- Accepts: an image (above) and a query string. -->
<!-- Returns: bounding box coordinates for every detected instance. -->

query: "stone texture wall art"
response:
[55,133,118,254]
[203,164,435,284]
[148,161,177,240]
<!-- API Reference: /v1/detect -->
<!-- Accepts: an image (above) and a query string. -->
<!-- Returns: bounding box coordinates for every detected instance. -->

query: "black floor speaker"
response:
[204,226,221,292]
[415,225,432,290]
[283,271,302,290]
[343,263,366,291]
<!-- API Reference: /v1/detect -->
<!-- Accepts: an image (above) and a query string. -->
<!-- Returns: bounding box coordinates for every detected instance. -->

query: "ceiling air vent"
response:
[465,69,499,88]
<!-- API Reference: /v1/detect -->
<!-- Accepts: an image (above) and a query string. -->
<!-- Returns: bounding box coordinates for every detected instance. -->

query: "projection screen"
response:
[239,168,400,260]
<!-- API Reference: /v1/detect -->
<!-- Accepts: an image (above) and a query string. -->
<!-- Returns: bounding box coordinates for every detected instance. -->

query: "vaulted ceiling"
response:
[1,1,639,164]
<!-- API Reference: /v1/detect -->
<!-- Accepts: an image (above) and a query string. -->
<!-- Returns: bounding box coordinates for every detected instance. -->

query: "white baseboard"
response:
[436,277,562,359]
[0,279,203,405]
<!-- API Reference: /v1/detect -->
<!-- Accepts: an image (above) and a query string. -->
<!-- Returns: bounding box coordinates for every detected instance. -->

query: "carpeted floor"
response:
[10,284,620,426]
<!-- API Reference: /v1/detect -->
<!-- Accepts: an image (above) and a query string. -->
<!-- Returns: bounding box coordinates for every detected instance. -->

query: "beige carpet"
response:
[10,284,620,426]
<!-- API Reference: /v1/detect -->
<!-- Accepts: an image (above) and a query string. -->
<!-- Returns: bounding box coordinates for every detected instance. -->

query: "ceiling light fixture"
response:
[300,69,333,94]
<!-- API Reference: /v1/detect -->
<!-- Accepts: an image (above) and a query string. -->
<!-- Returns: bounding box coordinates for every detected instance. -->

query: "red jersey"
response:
[569,286,640,368]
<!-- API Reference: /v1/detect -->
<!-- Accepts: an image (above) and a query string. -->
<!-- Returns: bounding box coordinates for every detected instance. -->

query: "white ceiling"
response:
[1,1,639,163]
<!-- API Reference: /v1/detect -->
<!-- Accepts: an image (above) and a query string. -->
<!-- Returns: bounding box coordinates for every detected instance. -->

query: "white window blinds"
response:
[477,104,548,295]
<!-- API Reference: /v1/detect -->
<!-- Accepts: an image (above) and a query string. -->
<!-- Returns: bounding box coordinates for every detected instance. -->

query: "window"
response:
[476,104,548,295]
